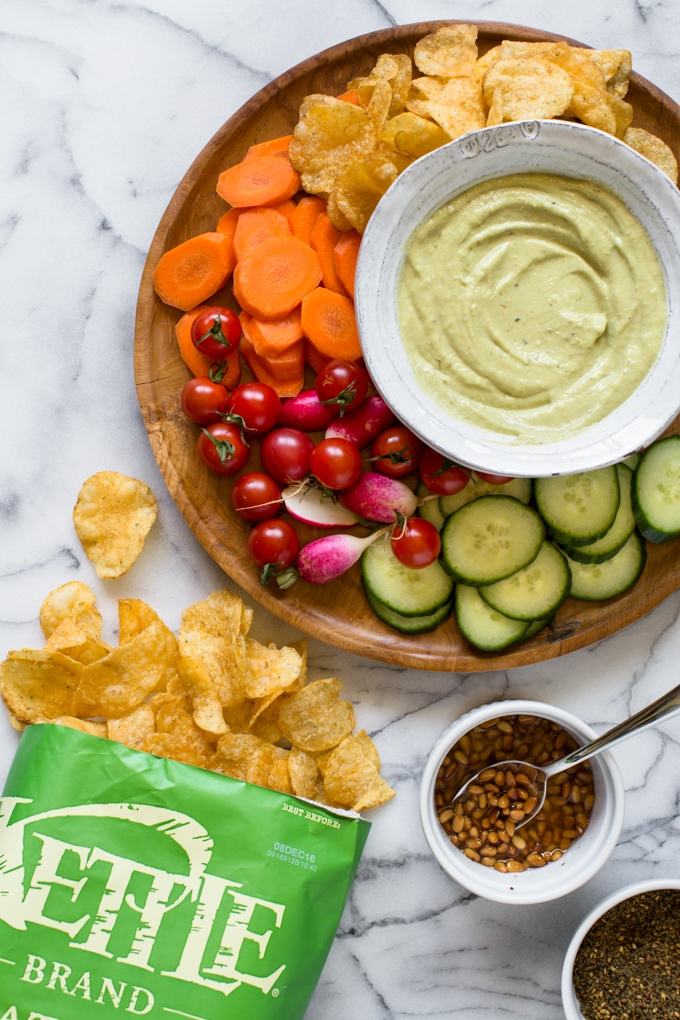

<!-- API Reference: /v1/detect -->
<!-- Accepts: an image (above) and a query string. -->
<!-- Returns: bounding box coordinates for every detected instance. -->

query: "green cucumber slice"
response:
[479,541,571,621]
[417,482,445,532]
[564,532,646,601]
[440,495,545,586]
[534,467,619,546]
[440,475,532,518]
[455,585,529,650]
[632,436,680,543]
[365,588,452,634]
[361,540,453,617]
[522,616,554,640]
[562,464,635,564]
[623,453,640,471]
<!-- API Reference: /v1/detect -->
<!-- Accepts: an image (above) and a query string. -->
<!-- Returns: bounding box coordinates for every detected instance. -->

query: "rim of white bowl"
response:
[561,878,680,1019]
[419,699,625,905]
[356,120,680,477]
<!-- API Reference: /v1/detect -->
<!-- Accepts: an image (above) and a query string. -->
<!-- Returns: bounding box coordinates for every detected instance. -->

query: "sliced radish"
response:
[283,482,360,528]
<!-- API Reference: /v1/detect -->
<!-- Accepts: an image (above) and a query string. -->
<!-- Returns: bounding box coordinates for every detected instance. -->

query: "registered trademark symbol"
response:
[271,988,280,998]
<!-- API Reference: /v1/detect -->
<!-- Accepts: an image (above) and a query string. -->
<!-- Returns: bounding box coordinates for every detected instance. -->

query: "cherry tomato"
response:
[309,438,362,490]
[371,426,423,478]
[247,519,299,569]
[231,472,281,522]
[261,428,314,484]
[197,422,249,476]
[419,449,470,496]
[315,359,368,416]
[226,382,281,434]
[476,471,515,485]
[191,307,241,359]
[391,517,441,568]
[180,377,229,425]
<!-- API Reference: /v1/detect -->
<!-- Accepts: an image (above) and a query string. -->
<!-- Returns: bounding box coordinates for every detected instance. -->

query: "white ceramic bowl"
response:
[356,120,680,477]
[419,699,624,905]
[562,878,680,1019]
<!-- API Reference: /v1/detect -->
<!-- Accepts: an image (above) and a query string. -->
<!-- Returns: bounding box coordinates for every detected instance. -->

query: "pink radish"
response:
[339,472,417,522]
[283,482,359,528]
[279,390,339,431]
[325,394,395,448]
[298,529,389,584]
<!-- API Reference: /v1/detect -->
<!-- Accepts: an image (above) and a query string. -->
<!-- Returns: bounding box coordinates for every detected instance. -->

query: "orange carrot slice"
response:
[260,341,305,381]
[153,233,234,311]
[304,338,330,375]
[244,135,293,160]
[338,89,360,105]
[240,336,304,397]
[291,196,327,246]
[301,288,361,361]
[333,229,361,300]
[233,237,322,320]
[271,199,296,225]
[311,213,347,296]
[176,305,241,388]
[233,207,291,262]
[217,156,300,208]
[247,308,304,359]
[215,207,242,238]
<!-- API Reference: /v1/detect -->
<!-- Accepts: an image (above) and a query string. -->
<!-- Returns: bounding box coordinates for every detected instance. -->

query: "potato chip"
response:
[571,48,631,97]
[209,732,271,782]
[331,153,398,233]
[350,53,412,118]
[548,47,616,134]
[250,695,283,743]
[408,75,447,100]
[289,95,377,195]
[326,191,353,231]
[39,581,101,641]
[0,649,81,724]
[73,471,158,579]
[72,619,177,719]
[43,716,108,738]
[6,709,25,731]
[277,678,355,752]
[140,733,209,769]
[381,112,450,158]
[609,94,633,139]
[625,127,679,183]
[483,59,574,122]
[425,77,487,139]
[118,598,162,644]
[354,729,380,770]
[367,79,392,132]
[152,685,214,758]
[499,41,565,62]
[224,698,256,734]
[474,44,503,79]
[414,24,478,78]
[244,638,303,700]
[318,735,395,812]
[288,747,320,800]
[44,617,111,665]
[267,748,293,795]
[486,87,503,127]
[108,703,156,749]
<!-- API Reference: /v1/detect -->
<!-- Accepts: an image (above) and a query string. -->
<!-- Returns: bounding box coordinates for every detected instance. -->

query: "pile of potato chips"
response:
[0,582,395,813]
[289,24,678,233]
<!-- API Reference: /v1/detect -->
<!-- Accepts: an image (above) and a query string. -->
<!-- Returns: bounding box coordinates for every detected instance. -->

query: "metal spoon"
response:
[453,680,680,828]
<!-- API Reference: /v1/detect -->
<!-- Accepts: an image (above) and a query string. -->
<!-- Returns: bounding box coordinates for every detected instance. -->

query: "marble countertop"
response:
[2,1,680,1017]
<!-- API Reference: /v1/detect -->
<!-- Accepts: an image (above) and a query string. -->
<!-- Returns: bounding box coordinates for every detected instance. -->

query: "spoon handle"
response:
[554,681,680,771]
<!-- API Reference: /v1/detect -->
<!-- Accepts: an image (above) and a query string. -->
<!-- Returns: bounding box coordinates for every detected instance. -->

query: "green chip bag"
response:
[0,724,369,1020]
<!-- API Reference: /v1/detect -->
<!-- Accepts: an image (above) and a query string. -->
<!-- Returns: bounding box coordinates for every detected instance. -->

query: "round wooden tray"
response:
[134,21,680,672]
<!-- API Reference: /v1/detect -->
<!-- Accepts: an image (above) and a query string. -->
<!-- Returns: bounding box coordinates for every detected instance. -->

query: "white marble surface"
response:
[1,1,680,1017]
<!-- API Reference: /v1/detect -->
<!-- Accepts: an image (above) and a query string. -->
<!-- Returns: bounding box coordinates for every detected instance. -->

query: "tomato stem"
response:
[201,429,235,464]
[370,445,410,465]
[209,360,228,383]
[319,379,357,417]
[198,315,232,351]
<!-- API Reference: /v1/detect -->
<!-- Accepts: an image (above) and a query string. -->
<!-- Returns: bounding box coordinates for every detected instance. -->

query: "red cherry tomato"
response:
[261,428,314,484]
[180,377,229,425]
[476,471,515,485]
[310,438,362,490]
[247,519,299,569]
[191,307,241,359]
[197,422,249,476]
[391,517,441,568]
[315,359,369,416]
[371,426,423,478]
[226,382,281,434]
[231,472,281,522]
[419,449,470,496]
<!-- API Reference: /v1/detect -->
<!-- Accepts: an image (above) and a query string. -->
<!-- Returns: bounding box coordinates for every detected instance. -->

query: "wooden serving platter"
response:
[134,21,680,672]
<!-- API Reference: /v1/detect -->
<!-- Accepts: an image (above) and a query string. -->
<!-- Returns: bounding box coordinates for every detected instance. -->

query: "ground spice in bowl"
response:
[572,889,680,1018]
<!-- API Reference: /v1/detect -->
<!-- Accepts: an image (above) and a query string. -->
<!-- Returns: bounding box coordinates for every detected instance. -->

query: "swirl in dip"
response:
[398,173,667,443]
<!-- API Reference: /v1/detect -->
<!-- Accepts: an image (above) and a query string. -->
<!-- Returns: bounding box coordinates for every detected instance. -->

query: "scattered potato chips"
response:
[73,472,158,579]
[40,581,102,640]
[625,127,679,183]
[0,649,81,724]
[44,617,111,666]
[414,24,478,78]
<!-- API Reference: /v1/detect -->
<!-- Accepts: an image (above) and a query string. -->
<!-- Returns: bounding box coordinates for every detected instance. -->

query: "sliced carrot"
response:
[240,336,304,397]
[333,229,361,300]
[233,237,322,320]
[311,214,347,296]
[233,207,291,262]
[176,305,241,388]
[260,341,305,381]
[215,207,241,239]
[271,199,296,225]
[247,308,304,359]
[301,288,362,361]
[304,338,330,374]
[244,135,293,161]
[291,196,327,246]
[217,156,300,208]
[338,89,360,105]
[153,233,234,311]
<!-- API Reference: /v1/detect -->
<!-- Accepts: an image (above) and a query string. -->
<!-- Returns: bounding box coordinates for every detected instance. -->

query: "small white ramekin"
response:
[561,878,680,1019]
[419,699,624,905]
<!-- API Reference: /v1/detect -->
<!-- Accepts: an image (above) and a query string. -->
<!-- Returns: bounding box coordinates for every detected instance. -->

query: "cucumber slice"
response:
[440,495,545,585]
[417,482,445,532]
[632,436,680,543]
[365,588,452,634]
[479,541,571,621]
[455,585,529,650]
[623,453,640,471]
[564,532,646,601]
[562,464,635,564]
[361,540,453,617]
[522,616,554,640]
[440,475,532,518]
[534,467,619,546]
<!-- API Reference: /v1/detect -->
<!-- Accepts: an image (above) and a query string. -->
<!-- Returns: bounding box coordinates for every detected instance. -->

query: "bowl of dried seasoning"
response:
[562,879,680,1020]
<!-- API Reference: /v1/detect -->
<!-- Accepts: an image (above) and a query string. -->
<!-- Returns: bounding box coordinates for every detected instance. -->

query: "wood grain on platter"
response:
[134,21,680,672]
